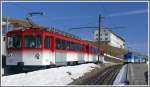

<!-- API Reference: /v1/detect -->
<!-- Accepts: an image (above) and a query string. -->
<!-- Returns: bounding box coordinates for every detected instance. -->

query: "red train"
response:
[6,27,104,69]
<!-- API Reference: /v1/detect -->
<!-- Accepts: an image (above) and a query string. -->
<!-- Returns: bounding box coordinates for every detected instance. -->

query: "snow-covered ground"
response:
[2,63,101,86]
[113,64,128,85]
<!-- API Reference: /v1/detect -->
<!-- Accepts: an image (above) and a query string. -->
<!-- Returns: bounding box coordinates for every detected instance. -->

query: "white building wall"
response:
[94,29,125,48]
[109,33,125,48]
[94,29,111,42]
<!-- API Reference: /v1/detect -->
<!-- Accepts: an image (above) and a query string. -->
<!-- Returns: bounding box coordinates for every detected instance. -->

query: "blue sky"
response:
[2,2,148,55]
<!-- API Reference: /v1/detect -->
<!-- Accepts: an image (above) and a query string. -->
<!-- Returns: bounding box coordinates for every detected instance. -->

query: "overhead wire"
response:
[11,3,98,30]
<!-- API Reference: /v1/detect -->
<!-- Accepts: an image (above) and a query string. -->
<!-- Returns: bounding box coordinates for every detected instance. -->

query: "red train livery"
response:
[6,27,104,68]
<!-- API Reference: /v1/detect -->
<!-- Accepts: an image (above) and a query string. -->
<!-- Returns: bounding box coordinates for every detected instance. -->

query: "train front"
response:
[6,28,53,69]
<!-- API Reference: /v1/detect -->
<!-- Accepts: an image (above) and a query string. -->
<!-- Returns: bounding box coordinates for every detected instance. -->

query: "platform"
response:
[127,63,148,85]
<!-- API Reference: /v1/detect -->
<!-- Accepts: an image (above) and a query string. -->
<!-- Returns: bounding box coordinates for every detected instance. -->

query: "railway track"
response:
[86,64,122,85]
[70,64,123,85]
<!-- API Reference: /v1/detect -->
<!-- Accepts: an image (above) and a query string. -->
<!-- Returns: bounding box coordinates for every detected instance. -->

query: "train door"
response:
[43,35,55,65]
[85,45,89,62]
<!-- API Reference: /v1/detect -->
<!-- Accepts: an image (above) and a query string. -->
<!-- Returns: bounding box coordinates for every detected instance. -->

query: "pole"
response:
[98,14,101,63]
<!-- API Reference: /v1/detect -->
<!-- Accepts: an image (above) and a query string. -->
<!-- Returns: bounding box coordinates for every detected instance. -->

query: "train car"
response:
[124,52,146,64]
[6,27,104,69]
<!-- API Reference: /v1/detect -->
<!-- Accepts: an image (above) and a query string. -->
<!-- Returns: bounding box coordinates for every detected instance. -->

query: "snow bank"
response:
[113,64,128,85]
[2,63,100,86]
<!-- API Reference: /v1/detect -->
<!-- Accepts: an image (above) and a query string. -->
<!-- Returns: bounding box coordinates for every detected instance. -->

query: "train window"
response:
[127,55,132,58]
[7,36,22,48]
[79,44,83,51]
[70,42,74,50]
[56,39,61,49]
[78,44,81,51]
[74,43,78,51]
[68,42,82,51]
[79,44,82,51]
[62,40,66,50]
[66,41,70,50]
[44,36,51,48]
[77,44,79,51]
[74,43,77,51]
[24,36,42,48]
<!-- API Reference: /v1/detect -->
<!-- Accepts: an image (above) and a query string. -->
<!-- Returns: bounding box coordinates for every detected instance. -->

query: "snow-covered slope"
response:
[2,63,100,86]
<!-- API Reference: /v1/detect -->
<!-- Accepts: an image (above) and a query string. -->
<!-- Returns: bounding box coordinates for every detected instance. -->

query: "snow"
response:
[2,63,101,86]
[113,64,128,85]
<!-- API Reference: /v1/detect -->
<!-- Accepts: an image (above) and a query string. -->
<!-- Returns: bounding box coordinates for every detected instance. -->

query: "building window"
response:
[100,38,102,40]
[96,34,98,36]
[105,38,108,40]
[105,33,108,36]
[100,34,102,36]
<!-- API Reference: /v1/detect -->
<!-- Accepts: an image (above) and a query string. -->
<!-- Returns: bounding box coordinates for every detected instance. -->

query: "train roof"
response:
[7,27,81,40]
[43,27,81,40]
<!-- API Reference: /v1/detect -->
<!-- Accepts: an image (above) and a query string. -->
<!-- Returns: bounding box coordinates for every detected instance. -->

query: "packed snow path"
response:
[2,63,101,86]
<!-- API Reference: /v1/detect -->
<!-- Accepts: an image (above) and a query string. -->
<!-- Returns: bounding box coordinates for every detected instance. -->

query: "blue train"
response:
[124,52,146,63]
